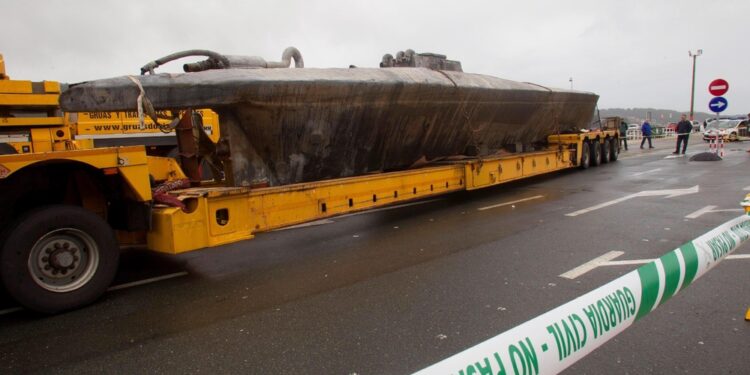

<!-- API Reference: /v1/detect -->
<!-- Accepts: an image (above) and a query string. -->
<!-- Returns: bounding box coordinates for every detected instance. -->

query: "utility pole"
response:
[688,49,703,121]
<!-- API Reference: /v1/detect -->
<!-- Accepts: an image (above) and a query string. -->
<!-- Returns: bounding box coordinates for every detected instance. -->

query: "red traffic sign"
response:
[708,78,729,96]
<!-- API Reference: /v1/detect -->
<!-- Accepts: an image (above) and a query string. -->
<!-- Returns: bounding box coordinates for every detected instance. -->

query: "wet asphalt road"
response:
[1,136,749,374]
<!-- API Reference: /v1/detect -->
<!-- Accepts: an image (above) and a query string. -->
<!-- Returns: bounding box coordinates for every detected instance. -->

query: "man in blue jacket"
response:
[640,121,654,149]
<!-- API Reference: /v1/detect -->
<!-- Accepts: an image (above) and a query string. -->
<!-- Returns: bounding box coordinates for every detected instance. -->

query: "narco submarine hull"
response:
[60,48,599,186]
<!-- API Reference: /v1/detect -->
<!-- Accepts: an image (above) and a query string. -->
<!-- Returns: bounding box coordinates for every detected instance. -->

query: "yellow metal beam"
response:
[0,117,64,126]
[0,93,59,106]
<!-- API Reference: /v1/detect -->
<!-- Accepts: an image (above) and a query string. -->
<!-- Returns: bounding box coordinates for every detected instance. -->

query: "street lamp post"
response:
[688,49,703,121]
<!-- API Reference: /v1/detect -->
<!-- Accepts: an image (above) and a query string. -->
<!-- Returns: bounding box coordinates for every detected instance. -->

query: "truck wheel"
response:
[730,132,738,141]
[579,141,590,169]
[590,140,601,167]
[601,139,610,163]
[0,205,119,314]
[610,138,619,161]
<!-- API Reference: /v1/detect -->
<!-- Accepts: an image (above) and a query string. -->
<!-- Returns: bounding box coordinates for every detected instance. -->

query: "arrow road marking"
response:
[685,205,744,219]
[559,250,624,279]
[561,251,750,279]
[565,185,699,217]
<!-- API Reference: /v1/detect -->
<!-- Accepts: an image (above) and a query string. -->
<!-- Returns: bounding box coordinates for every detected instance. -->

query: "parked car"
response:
[691,121,702,133]
[627,123,639,131]
[702,119,749,141]
[666,122,678,132]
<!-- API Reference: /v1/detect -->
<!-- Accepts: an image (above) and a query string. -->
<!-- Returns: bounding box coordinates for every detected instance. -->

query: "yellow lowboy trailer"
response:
[0,123,619,313]
[147,134,602,253]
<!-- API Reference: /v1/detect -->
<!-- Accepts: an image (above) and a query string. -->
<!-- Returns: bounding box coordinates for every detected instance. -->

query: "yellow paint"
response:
[69,108,221,144]
[0,146,152,201]
[147,156,187,181]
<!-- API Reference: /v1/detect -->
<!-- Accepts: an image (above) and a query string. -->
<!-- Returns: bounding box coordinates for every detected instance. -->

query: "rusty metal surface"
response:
[60,67,598,186]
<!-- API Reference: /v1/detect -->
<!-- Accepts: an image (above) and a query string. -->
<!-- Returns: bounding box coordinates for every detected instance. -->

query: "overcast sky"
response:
[2,0,747,114]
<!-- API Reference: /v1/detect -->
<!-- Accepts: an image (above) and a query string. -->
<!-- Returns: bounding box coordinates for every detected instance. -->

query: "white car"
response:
[702,119,748,141]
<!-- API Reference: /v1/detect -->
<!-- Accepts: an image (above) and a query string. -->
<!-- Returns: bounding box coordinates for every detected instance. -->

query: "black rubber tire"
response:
[601,139,610,164]
[0,205,119,314]
[579,141,590,169]
[610,137,619,161]
[590,140,601,167]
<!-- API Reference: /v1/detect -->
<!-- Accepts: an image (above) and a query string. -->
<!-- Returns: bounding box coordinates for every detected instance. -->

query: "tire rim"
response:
[27,228,100,293]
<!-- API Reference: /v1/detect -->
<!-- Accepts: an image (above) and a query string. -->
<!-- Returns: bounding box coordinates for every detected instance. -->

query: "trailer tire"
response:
[590,140,601,167]
[601,139,610,164]
[579,141,590,169]
[610,138,619,161]
[0,205,119,314]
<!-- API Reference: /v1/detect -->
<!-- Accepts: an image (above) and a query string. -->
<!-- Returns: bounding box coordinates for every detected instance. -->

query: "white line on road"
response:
[275,219,335,231]
[107,271,189,292]
[630,168,662,177]
[686,205,744,219]
[0,271,190,316]
[565,186,699,217]
[477,195,545,211]
[561,252,750,279]
[0,307,23,316]
[686,205,718,219]
[559,251,624,279]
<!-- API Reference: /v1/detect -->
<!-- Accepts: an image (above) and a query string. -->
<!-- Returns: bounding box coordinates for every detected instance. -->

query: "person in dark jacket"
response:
[640,121,654,149]
[674,114,693,154]
[619,121,629,151]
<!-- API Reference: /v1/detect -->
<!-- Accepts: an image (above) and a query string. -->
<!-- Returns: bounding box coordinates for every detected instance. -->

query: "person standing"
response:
[674,114,693,154]
[640,121,653,149]
[619,120,629,151]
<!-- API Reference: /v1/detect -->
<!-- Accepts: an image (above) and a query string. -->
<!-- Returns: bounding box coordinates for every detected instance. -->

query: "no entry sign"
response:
[708,79,729,96]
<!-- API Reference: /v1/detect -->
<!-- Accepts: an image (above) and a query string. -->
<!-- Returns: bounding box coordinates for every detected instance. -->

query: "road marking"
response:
[0,307,23,316]
[562,252,750,279]
[559,250,624,279]
[685,205,744,219]
[415,215,750,375]
[0,272,191,316]
[565,185,699,217]
[743,186,750,191]
[477,195,545,211]
[630,168,662,177]
[107,271,188,292]
[664,154,687,159]
[275,219,335,231]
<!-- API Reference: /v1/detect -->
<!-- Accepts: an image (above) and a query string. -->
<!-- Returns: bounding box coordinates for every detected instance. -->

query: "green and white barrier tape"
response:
[414,214,750,375]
